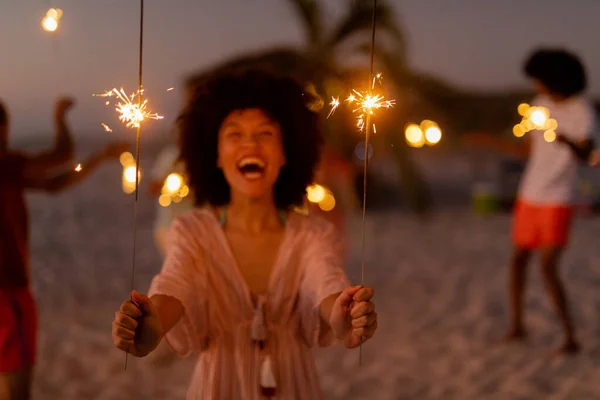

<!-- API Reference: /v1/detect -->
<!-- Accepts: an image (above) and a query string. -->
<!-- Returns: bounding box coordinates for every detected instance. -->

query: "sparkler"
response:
[111,0,151,371]
[94,88,163,129]
[327,73,395,133]
[327,0,382,365]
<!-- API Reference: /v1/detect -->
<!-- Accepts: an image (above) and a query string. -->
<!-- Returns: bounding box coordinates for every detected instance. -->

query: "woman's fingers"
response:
[351,311,377,328]
[114,311,139,331]
[114,337,135,352]
[120,300,142,319]
[112,322,135,340]
[350,301,375,319]
[352,286,374,302]
[353,320,378,340]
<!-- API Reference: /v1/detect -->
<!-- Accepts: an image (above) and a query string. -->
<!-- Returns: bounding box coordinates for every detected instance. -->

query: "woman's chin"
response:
[231,184,273,202]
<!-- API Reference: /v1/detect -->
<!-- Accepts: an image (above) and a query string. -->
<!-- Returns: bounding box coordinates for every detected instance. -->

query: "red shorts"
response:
[512,200,574,249]
[0,287,37,372]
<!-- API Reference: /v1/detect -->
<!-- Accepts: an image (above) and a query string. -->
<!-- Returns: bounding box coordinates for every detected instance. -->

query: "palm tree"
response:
[186,0,431,212]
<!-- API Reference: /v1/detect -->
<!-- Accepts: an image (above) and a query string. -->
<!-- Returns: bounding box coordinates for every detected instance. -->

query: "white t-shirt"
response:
[518,95,597,205]
[152,145,195,231]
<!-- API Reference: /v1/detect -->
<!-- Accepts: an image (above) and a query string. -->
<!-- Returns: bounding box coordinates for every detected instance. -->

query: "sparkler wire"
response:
[358,0,378,367]
[125,0,144,371]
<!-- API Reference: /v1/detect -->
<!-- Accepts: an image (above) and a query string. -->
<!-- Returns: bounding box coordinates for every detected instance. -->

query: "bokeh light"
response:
[405,124,425,148]
[425,126,442,145]
[306,184,326,203]
[543,130,556,143]
[165,173,183,193]
[318,193,336,211]
[354,143,374,161]
[42,16,58,32]
[306,184,336,212]
[42,8,62,32]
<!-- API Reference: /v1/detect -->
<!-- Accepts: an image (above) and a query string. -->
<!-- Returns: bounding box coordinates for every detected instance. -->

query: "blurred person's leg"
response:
[0,288,37,400]
[506,247,532,339]
[538,205,578,353]
[507,200,537,339]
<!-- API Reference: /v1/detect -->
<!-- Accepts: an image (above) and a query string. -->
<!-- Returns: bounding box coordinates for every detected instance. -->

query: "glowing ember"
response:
[74,164,82,172]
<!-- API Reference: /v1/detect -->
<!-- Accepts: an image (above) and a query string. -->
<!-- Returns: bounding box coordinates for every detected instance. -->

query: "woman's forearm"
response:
[150,294,185,339]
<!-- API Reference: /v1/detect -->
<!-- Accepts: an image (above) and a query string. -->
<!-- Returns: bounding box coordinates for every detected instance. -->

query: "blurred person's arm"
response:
[22,98,76,175]
[24,141,129,193]
[463,131,531,159]
[556,135,595,163]
[555,104,597,163]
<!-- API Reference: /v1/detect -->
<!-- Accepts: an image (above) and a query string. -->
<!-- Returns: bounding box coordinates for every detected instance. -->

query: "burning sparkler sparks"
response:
[327,74,394,132]
[94,88,163,129]
[74,164,82,172]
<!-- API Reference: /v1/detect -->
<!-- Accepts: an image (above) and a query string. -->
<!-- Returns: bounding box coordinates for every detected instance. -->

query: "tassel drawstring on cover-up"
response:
[251,299,276,398]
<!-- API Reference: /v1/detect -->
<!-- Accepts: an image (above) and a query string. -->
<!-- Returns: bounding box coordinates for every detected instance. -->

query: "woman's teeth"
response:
[237,157,265,179]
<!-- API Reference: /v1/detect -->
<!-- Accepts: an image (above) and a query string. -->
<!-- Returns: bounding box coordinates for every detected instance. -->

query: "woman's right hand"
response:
[112,290,163,357]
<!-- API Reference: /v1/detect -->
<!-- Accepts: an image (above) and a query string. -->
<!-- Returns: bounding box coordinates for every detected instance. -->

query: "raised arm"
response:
[22,97,76,176]
[463,131,531,159]
[24,141,129,193]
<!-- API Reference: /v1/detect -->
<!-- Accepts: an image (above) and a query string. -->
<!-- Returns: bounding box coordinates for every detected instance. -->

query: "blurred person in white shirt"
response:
[466,48,596,354]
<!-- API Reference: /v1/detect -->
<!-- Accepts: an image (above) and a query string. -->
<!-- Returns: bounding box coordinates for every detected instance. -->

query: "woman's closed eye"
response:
[258,130,275,137]
[226,131,242,139]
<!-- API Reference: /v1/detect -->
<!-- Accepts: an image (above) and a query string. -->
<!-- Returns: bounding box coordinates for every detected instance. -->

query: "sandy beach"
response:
[22,145,600,399]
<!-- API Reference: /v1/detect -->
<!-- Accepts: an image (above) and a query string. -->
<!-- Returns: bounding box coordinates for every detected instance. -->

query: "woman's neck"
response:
[224,194,282,234]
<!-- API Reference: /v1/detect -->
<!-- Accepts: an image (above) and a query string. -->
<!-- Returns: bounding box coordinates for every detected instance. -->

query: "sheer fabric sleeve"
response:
[148,216,208,357]
[297,217,350,347]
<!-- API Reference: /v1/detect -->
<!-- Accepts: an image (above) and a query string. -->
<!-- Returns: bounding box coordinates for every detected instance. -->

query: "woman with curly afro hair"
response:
[112,68,378,399]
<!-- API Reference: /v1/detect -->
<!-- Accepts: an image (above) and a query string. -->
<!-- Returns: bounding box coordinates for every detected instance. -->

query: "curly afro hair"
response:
[524,48,587,97]
[178,68,323,209]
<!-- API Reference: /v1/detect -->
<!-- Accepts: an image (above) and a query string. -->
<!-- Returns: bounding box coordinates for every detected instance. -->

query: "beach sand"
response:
[24,149,600,399]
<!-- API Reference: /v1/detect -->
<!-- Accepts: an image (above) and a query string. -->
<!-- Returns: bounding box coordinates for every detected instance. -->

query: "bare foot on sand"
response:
[548,340,581,358]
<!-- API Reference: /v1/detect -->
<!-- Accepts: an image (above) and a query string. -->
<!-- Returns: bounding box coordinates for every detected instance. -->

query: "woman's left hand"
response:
[329,286,377,349]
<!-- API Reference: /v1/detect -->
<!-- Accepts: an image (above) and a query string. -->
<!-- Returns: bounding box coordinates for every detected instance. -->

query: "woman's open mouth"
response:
[237,156,266,180]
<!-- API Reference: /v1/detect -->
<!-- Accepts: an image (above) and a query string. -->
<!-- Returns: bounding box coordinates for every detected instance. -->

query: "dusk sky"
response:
[1,0,599,139]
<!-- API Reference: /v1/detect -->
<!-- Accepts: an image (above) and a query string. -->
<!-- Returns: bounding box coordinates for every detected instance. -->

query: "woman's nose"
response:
[241,134,259,146]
